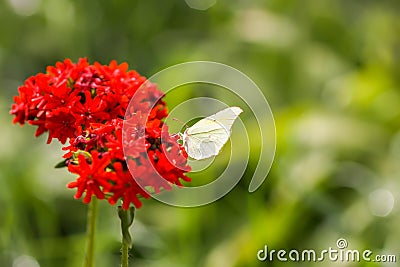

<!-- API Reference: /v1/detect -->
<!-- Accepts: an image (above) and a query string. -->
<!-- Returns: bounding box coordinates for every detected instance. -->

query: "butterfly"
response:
[180,107,243,160]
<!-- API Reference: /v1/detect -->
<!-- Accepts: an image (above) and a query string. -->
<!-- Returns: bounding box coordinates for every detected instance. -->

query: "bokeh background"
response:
[1,0,399,266]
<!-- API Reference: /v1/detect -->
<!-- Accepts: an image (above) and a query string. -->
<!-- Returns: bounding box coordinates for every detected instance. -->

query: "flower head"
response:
[10,58,191,209]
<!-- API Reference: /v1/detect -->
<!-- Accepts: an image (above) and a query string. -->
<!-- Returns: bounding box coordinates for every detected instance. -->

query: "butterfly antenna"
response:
[173,117,189,129]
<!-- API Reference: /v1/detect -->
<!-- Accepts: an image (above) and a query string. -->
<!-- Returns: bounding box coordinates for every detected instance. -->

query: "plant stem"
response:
[121,236,129,267]
[84,197,98,267]
[118,206,135,267]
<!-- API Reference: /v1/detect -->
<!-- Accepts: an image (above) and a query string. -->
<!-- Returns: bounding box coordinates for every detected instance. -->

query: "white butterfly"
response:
[181,107,243,160]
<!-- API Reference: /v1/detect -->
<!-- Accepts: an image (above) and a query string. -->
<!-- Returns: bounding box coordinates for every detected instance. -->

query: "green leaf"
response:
[54,159,68,168]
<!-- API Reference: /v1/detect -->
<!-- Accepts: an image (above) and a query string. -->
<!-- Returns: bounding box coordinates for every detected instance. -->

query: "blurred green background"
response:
[1,0,399,266]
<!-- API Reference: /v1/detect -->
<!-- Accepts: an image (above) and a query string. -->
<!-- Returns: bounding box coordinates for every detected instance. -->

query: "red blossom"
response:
[10,58,191,209]
[43,108,78,144]
[107,161,151,210]
[70,91,111,129]
[67,151,112,203]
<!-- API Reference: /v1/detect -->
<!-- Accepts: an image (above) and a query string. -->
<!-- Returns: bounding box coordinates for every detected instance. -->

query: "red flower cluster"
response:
[10,58,191,209]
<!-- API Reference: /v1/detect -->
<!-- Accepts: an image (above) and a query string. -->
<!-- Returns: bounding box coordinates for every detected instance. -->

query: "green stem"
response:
[118,206,135,267]
[84,197,98,267]
[121,236,129,267]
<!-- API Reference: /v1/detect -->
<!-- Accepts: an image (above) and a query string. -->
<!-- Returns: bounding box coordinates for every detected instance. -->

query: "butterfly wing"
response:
[183,107,243,160]
[186,107,243,135]
[184,128,228,160]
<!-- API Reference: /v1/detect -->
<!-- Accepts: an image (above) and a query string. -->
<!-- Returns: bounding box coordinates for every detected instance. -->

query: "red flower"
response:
[43,108,78,144]
[10,58,192,209]
[107,161,150,210]
[67,151,112,204]
[71,91,110,129]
